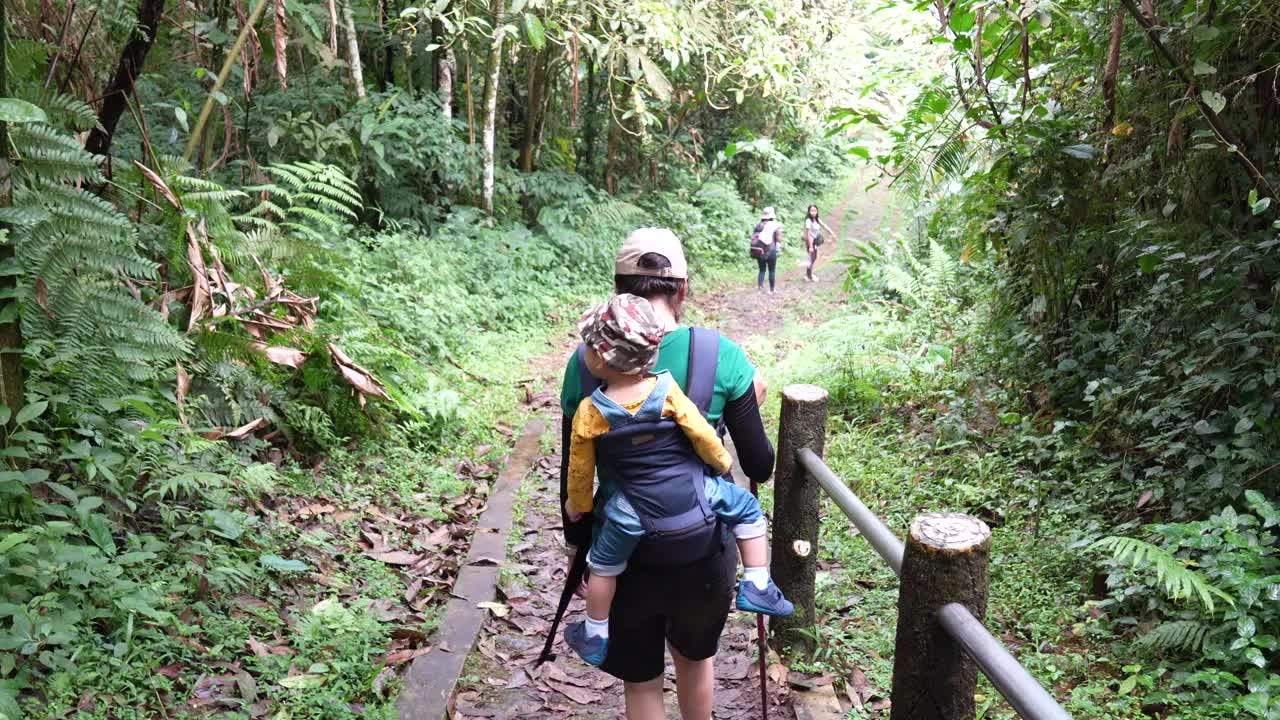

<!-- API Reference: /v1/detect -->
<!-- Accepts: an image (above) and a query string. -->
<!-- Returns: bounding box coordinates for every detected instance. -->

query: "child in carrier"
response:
[562,293,793,666]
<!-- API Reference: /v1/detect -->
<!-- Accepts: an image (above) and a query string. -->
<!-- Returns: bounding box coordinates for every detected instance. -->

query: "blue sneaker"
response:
[564,621,608,666]
[736,579,795,617]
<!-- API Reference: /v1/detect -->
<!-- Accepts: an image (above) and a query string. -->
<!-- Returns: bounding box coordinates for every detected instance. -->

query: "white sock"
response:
[584,616,609,640]
[743,566,770,590]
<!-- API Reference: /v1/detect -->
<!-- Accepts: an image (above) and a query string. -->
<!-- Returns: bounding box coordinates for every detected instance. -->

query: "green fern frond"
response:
[9,119,187,401]
[1092,536,1234,613]
[927,240,958,293]
[173,175,231,193]
[882,264,923,305]
[21,90,99,132]
[264,165,307,192]
[11,125,102,182]
[1139,620,1215,652]
[894,236,925,274]
[183,189,251,205]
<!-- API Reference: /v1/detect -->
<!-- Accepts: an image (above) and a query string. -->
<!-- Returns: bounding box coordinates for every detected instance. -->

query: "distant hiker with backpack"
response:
[551,228,777,720]
[750,207,784,294]
[561,294,793,667]
[803,204,837,282]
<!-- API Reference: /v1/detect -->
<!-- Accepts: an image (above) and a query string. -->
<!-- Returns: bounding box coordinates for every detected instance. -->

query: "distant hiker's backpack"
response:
[749,223,769,258]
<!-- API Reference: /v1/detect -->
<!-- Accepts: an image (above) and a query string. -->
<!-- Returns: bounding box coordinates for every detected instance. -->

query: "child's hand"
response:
[564,498,584,522]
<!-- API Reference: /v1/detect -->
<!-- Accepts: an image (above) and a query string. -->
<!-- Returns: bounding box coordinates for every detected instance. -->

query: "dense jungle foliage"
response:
[0,0,856,715]
[811,0,1278,716]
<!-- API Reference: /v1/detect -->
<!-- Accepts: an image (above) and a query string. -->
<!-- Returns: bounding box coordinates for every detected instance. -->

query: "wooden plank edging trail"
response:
[396,418,547,719]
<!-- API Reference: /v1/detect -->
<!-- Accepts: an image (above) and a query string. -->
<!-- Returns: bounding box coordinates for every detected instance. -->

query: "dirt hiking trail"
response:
[448,179,891,720]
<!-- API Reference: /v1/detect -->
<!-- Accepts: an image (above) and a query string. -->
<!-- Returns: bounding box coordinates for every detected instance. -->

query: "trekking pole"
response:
[751,478,769,720]
[539,542,589,666]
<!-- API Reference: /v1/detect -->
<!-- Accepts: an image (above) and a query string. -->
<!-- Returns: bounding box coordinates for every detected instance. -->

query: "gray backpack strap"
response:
[575,344,601,404]
[685,327,720,419]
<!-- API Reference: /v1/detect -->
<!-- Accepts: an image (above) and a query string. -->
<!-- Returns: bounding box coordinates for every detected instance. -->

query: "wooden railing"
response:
[771,384,1072,720]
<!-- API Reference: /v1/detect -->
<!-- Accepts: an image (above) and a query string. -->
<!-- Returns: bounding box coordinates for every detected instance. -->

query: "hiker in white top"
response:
[754,207,783,294]
[803,204,837,283]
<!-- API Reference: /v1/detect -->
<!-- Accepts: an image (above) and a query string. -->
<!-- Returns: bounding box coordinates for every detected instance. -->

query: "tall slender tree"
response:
[481,0,505,213]
[342,0,366,98]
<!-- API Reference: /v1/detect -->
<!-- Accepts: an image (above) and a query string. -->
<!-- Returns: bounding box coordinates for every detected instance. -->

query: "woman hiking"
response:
[561,293,793,667]
[802,204,837,282]
[557,228,776,720]
[753,207,783,294]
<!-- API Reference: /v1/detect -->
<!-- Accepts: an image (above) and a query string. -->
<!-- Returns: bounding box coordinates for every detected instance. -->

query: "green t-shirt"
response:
[559,326,756,422]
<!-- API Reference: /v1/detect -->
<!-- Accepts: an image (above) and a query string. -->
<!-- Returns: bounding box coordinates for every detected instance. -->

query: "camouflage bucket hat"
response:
[578,294,664,375]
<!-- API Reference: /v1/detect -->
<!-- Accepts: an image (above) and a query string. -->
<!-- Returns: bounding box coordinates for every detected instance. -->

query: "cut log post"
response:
[890,512,992,720]
[770,384,828,653]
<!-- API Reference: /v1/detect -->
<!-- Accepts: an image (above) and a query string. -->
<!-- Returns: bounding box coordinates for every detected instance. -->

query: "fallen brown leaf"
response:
[246,636,272,658]
[371,666,396,697]
[365,550,420,565]
[544,679,601,705]
[135,161,183,209]
[253,342,308,369]
[224,417,270,441]
[384,646,432,664]
[297,502,336,518]
[185,222,212,332]
[404,578,424,604]
[329,343,390,407]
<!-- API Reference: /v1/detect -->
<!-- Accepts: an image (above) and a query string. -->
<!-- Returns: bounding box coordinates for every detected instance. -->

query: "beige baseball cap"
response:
[615,227,688,279]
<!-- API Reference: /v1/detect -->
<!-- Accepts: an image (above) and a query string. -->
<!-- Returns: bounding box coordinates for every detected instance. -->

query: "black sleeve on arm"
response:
[560,414,594,548]
[724,386,775,484]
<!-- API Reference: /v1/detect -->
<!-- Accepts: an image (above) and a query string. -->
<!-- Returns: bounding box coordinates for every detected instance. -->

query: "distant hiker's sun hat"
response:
[761,207,777,220]
[579,294,664,375]
[615,227,688,280]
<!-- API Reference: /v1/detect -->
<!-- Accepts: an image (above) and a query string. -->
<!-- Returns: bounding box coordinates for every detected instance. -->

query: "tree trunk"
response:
[465,41,475,146]
[769,384,829,654]
[439,48,455,121]
[480,0,505,213]
[580,57,598,180]
[0,2,24,420]
[519,45,550,172]
[569,28,579,128]
[890,513,992,720]
[85,0,167,157]
[429,7,446,93]
[341,0,366,98]
[1019,10,1032,110]
[1102,10,1124,131]
[327,0,338,53]
[376,0,391,89]
[604,116,620,194]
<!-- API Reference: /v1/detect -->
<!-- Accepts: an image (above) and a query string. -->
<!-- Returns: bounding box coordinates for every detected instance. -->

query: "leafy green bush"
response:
[1093,492,1280,717]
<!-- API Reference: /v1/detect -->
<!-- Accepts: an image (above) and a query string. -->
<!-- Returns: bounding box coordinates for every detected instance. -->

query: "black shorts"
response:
[599,533,739,683]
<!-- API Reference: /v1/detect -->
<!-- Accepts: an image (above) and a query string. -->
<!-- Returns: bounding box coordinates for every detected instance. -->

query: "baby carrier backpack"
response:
[538,328,722,664]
